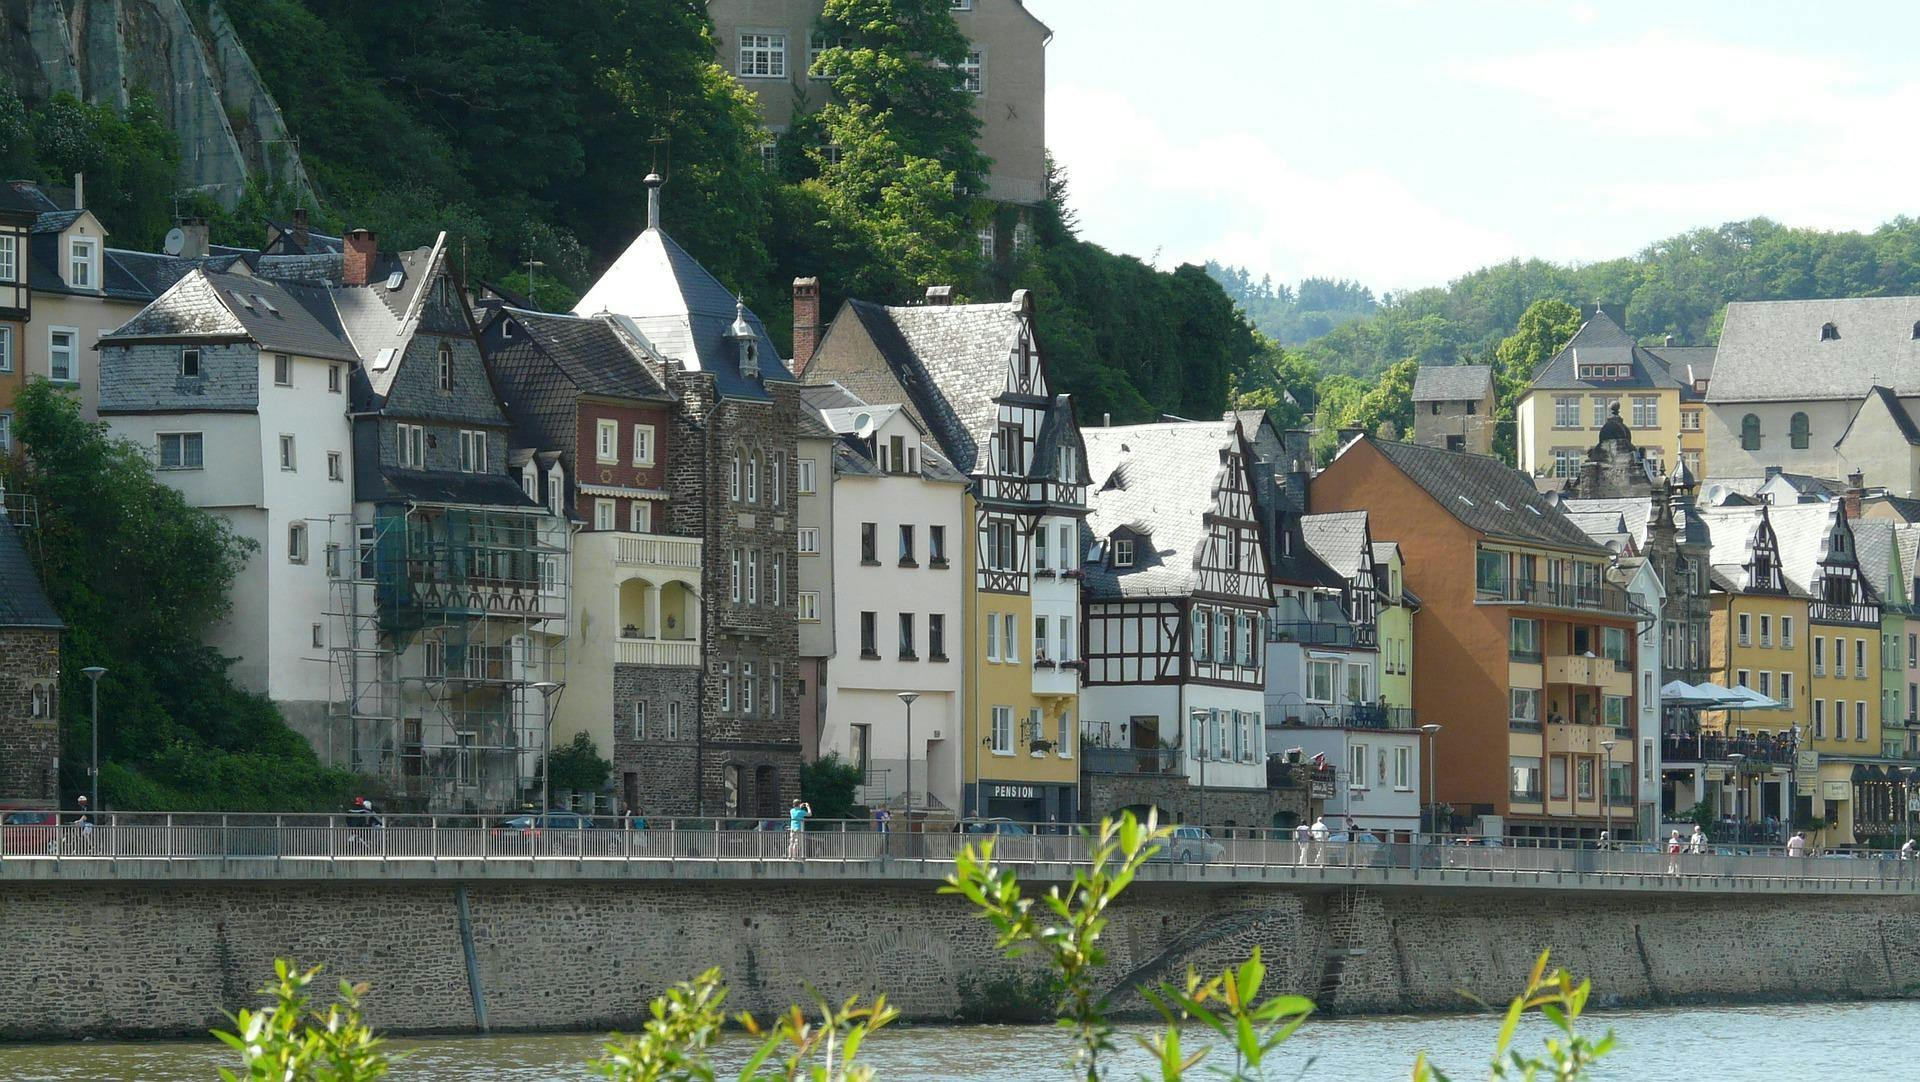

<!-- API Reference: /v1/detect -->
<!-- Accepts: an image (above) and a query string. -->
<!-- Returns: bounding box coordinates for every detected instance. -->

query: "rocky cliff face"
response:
[0,0,310,206]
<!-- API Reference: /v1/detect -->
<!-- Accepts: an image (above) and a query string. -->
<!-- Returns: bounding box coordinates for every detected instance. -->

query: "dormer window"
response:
[438,341,454,392]
[1113,536,1135,568]
[67,236,98,290]
[1912,321,1920,340]
[180,348,200,378]
[1820,322,1839,341]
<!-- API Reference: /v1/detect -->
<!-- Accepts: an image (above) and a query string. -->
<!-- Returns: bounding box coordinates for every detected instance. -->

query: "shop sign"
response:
[1822,780,1850,801]
[991,784,1039,800]
[1310,776,1336,799]
[1795,750,1818,796]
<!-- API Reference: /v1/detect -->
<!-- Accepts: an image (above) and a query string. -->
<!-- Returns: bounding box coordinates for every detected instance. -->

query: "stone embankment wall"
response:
[2,878,1917,1039]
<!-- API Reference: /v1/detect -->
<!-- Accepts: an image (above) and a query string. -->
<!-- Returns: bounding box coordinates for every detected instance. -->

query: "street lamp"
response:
[1728,752,1746,846]
[1902,766,1916,841]
[1419,723,1441,839]
[1191,707,1211,828]
[897,692,919,816]
[1600,740,1617,847]
[529,681,562,820]
[81,666,106,816]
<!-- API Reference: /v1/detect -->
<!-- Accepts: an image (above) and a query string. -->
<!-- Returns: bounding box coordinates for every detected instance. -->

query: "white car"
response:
[1155,826,1226,863]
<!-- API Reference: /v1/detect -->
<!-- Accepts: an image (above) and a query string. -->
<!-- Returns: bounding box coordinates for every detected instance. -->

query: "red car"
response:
[1,810,59,855]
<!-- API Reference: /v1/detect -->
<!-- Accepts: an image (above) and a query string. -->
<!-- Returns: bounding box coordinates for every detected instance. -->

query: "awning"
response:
[1721,685,1782,710]
[578,482,670,500]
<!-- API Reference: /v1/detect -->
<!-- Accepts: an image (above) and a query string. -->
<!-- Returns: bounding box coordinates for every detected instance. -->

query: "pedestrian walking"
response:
[1666,829,1683,875]
[1293,820,1311,865]
[348,796,381,852]
[874,806,891,835]
[1689,825,1707,856]
[1310,816,1329,866]
[787,799,811,860]
[1902,838,1916,861]
[1787,831,1806,858]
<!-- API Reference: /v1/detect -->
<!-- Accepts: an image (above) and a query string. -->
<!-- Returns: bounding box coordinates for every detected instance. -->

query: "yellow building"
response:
[1376,541,1416,716]
[1514,308,1713,484]
[802,290,1085,823]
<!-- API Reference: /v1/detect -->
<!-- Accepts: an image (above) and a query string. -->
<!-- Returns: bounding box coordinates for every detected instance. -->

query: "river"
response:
[3,1000,1914,1080]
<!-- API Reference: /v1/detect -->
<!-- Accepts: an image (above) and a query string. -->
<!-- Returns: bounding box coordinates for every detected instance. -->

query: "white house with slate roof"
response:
[1705,297,1920,496]
[1077,421,1273,826]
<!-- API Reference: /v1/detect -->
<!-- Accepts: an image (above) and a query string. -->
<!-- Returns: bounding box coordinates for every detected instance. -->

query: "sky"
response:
[1027,0,1920,296]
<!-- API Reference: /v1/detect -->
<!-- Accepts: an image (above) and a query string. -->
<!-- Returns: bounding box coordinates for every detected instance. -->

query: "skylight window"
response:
[1456,494,1474,507]
[373,347,397,370]
[254,294,278,314]
[385,270,405,291]
[1526,506,1543,515]
[230,289,254,310]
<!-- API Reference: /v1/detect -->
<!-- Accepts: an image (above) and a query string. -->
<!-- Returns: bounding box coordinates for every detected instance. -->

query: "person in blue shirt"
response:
[787,799,811,860]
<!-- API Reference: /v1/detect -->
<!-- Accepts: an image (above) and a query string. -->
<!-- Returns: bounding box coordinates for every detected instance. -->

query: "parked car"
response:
[954,818,1032,836]
[1,810,57,855]
[1153,826,1226,864]
[494,812,603,834]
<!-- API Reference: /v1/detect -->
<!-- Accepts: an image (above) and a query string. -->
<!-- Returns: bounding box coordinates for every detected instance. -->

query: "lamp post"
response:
[1419,723,1441,839]
[897,692,919,816]
[1600,740,1617,847]
[81,666,106,815]
[529,681,562,820]
[1191,707,1210,828]
[1902,766,1916,841]
[1728,752,1746,846]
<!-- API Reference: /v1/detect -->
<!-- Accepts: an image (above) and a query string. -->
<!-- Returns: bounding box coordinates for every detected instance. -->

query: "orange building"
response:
[1313,438,1642,841]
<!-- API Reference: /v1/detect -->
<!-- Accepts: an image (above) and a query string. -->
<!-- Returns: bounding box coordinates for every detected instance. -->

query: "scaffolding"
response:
[325,502,570,813]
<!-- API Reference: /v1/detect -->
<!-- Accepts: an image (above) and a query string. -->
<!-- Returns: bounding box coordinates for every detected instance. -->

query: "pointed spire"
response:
[644,173,664,231]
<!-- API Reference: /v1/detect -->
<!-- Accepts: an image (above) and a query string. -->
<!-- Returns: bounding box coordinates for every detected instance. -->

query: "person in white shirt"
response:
[1787,831,1807,858]
[1901,838,1916,861]
[1689,825,1707,857]
[1294,820,1312,865]
[1666,829,1683,875]
[1309,816,1329,865]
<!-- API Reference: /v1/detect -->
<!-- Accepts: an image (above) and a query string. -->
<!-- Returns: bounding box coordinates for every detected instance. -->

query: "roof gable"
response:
[1412,364,1492,402]
[1358,437,1605,552]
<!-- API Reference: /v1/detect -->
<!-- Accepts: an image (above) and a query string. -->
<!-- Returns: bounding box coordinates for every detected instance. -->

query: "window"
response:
[1551,447,1582,480]
[1549,755,1569,800]
[1192,606,1212,662]
[1113,537,1135,567]
[1058,616,1071,664]
[327,451,343,482]
[1814,635,1826,675]
[460,430,487,472]
[629,500,651,533]
[49,328,76,382]
[68,236,97,289]
[860,522,878,563]
[1590,397,1615,427]
[1062,710,1075,759]
[860,611,877,657]
[1394,746,1413,791]
[1785,411,1813,450]
[437,341,453,392]
[177,347,202,378]
[597,419,618,463]
[1057,523,1074,570]
[1813,699,1825,739]
[1307,659,1336,702]
[746,549,760,604]
[1736,668,1750,689]
[742,662,756,714]
[930,525,947,565]
[1035,615,1050,660]
[960,50,983,94]
[806,30,832,77]
[771,553,784,606]
[899,524,916,564]
[0,411,9,454]
[156,432,204,470]
[798,458,817,494]
[1857,700,1868,741]
[798,592,820,622]
[287,521,308,563]
[931,613,947,659]
[978,225,996,260]
[1509,618,1540,660]
[1238,612,1255,665]
[986,609,1000,661]
[1002,613,1018,662]
[1783,617,1794,648]
[594,499,616,531]
[729,452,741,502]
[1511,757,1542,799]
[1348,743,1368,789]
[397,424,425,469]
[1554,396,1580,428]
[991,706,1013,754]
[625,424,652,467]
[664,701,681,740]
[1034,524,1049,570]
[1821,321,1840,341]
[747,452,760,503]
[0,325,11,374]
[898,613,916,659]
[729,548,741,602]
[1476,549,1506,594]
[986,520,1017,570]
[1576,757,1595,800]
[1740,414,1762,451]
[1604,695,1627,729]
[0,234,13,281]
[797,527,821,555]
[279,434,296,471]
[1738,613,1751,646]
[1603,626,1628,663]
[1510,688,1540,723]
[738,31,786,77]
[1681,409,1701,431]
[1630,396,1658,428]
[329,364,341,393]
[720,662,734,713]
[274,353,292,386]
[771,453,784,507]
[1857,638,1867,678]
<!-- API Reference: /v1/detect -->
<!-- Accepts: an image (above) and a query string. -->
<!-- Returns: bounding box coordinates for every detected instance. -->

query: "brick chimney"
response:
[343,228,377,286]
[1844,470,1865,520]
[792,276,822,375]
[292,207,310,249]
[177,218,209,259]
[925,285,953,306]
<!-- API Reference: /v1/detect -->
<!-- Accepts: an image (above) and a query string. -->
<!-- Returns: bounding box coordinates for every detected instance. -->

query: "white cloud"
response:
[1048,86,1520,291]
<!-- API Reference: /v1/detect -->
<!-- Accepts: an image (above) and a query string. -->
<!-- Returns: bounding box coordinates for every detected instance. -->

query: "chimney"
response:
[292,207,310,249]
[1664,334,1675,347]
[791,276,822,375]
[72,172,83,211]
[1102,412,1111,427]
[1764,464,1783,480]
[925,285,953,306]
[644,173,663,231]
[1338,426,1363,448]
[177,218,209,259]
[343,228,377,287]
[1844,470,1865,520]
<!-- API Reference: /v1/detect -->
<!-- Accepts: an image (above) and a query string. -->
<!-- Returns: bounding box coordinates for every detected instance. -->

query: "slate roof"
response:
[1697,505,1772,593]
[1080,422,1238,599]
[1560,497,1653,552]
[380,469,537,508]
[0,181,57,214]
[836,299,1025,473]
[1895,524,1920,596]
[497,309,669,402]
[1648,345,1715,395]
[1708,296,1920,403]
[1853,518,1898,604]
[572,227,786,401]
[103,268,361,363]
[1528,310,1690,395]
[1412,364,1493,403]
[1701,472,1847,507]
[1767,502,1849,598]
[1360,437,1605,552]
[1866,494,1920,524]
[1300,511,1371,580]
[0,518,61,629]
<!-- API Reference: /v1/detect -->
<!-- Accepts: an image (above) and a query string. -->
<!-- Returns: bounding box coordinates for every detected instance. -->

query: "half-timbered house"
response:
[802,286,1087,822]
[1077,421,1277,826]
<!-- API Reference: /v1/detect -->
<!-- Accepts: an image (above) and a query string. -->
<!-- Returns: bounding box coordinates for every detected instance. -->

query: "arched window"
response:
[1910,320,1920,340]
[1741,414,1763,451]
[1820,322,1840,341]
[1790,412,1811,450]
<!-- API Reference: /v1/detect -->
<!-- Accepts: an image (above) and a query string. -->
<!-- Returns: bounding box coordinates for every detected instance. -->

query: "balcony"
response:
[1809,598,1878,627]
[1081,746,1184,776]
[1477,578,1632,616]
[613,532,702,570]
[1268,622,1374,648]
[615,637,699,667]
[1269,704,1414,730]
[1661,731,1797,765]
[1510,788,1544,804]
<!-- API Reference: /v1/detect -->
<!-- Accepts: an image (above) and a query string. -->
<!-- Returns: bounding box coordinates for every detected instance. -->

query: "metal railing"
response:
[1268,704,1414,730]
[1080,746,1184,776]
[10,814,1920,890]
[1478,578,1633,615]
[1662,733,1798,765]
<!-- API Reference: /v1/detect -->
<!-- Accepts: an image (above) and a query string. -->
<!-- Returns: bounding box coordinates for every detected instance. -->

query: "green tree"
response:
[800,753,864,822]
[26,91,179,250]
[2,381,354,810]
[547,732,612,795]
[1491,300,1581,464]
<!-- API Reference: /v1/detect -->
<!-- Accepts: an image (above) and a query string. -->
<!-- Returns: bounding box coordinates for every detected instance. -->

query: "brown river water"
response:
[0,1000,1912,1080]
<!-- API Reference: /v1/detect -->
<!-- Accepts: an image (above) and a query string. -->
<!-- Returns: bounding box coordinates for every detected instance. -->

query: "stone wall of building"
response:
[4,875,1920,1040]
[610,664,701,815]
[0,627,59,805]
[1080,772,1309,831]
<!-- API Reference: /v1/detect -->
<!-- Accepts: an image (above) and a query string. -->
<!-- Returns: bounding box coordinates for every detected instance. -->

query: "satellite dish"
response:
[163,227,186,256]
[853,412,876,439]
